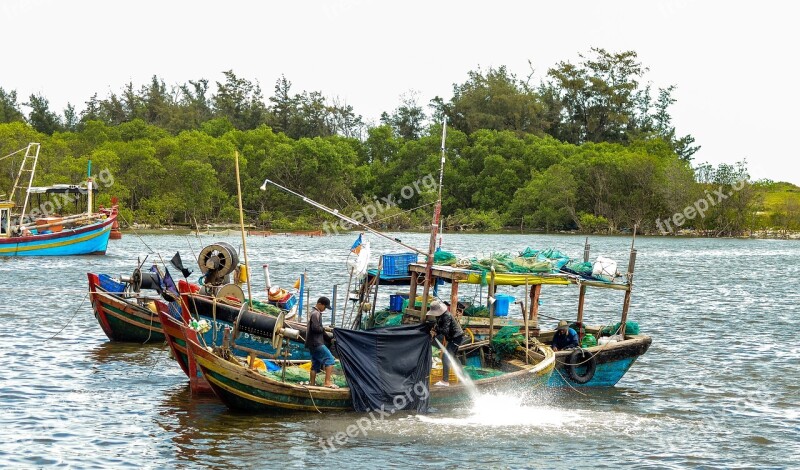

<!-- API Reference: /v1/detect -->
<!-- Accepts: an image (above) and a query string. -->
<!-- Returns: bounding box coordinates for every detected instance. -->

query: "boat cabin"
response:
[401,239,638,342]
[0,201,13,238]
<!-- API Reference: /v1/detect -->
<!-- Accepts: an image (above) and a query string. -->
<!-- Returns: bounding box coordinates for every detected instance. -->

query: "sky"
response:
[2,0,798,184]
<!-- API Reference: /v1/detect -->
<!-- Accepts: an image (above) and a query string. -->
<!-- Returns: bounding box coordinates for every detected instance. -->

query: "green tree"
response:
[213,70,267,130]
[433,65,547,136]
[0,88,25,123]
[546,48,645,144]
[381,91,427,140]
[25,94,62,135]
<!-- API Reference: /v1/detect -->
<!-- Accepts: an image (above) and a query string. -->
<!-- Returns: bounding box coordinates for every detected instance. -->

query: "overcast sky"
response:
[2,0,797,184]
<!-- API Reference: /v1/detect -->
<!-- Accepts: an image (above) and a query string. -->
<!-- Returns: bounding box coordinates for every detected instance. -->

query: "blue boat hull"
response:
[0,215,114,256]
[547,335,651,387]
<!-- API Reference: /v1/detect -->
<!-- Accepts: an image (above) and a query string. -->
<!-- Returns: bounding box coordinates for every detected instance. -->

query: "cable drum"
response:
[197,242,239,285]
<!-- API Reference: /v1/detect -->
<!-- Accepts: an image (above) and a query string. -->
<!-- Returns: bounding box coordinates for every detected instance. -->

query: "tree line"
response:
[0,49,795,236]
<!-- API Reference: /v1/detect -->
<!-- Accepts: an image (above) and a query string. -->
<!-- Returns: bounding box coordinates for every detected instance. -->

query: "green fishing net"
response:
[433,250,458,266]
[463,305,489,317]
[599,321,640,336]
[369,310,404,327]
[246,299,283,316]
[490,326,525,359]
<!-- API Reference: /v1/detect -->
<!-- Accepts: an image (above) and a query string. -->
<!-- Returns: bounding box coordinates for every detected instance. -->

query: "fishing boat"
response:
[399,238,652,388]
[157,238,317,394]
[185,328,554,413]
[0,143,117,256]
[88,271,166,343]
[157,301,212,394]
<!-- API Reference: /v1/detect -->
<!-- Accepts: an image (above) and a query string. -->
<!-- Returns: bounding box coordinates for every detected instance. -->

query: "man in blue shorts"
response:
[305,296,338,388]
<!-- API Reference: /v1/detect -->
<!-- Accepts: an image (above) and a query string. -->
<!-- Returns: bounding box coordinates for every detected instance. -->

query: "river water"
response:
[0,232,797,469]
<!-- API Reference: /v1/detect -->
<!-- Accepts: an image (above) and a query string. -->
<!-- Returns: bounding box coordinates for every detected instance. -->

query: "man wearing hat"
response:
[305,296,338,388]
[428,300,464,387]
[552,320,579,351]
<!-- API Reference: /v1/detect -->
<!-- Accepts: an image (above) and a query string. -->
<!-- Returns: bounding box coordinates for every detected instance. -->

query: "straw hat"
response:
[557,320,569,331]
[428,301,448,317]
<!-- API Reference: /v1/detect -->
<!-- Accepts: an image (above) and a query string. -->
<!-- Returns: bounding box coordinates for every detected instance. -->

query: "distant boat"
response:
[0,143,117,256]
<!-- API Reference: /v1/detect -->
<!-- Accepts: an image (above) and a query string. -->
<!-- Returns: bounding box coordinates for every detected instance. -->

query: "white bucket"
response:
[592,256,618,282]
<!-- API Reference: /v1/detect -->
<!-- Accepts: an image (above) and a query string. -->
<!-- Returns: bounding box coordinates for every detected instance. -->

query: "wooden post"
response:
[331,284,337,327]
[576,237,590,339]
[524,278,530,364]
[530,284,541,333]
[488,266,496,342]
[409,271,419,318]
[619,248,637,337]
[449,279,460,320]
[370,257,383,320]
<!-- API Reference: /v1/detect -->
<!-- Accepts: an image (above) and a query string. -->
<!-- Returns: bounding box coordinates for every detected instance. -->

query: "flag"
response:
[293,278,301,289]
[350,233,363,254]
[170,251,192,278]
[162,267,180,302]
[148,265,164,295]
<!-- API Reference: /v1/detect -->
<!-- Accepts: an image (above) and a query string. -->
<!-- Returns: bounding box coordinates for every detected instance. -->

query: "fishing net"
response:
[260,364,349,388]
[246,299,283,316]
[599,321,640,336]
[463,365,505,380]
[562,260,594,277]
[463,305,489,317]
[369,310,404,328]
[490,326,525,359]
[433,250,458,266]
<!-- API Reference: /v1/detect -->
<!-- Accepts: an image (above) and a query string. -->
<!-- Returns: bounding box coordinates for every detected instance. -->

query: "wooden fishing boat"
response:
[88,272,165,343]
[0,143,117,256]
[400,238,652,388]
[160,277,317,394]
[186,336,554,413]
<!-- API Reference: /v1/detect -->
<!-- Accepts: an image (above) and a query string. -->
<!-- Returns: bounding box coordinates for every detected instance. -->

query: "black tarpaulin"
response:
[333,323,432,413]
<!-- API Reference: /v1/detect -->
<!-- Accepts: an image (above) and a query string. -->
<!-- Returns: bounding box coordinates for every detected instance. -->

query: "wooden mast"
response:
[576,237,590,339]
[419,118,447,318]
[234,151,253,303]
[619,228,638,337]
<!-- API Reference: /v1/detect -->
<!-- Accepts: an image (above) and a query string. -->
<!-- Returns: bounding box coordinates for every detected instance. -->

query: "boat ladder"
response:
[8,143,40,223]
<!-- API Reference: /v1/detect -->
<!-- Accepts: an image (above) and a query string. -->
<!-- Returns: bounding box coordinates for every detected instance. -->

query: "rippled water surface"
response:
[0,233,798,469]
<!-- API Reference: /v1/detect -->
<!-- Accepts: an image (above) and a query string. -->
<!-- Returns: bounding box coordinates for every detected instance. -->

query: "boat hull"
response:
[163,281,313,394]
[0,214,115,256]
[548,335,652,387]
[88,272,164,343]
[187,337,555,414]
[158,305,213,395]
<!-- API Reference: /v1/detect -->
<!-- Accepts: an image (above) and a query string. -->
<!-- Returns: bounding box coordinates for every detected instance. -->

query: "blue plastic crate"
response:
[381,253,418,276]
[493,293,515,317]
[389,293,408,312]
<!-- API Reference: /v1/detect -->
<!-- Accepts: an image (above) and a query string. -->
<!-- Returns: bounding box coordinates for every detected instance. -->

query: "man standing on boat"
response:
[552,320,579,351]
[429,300,464,387]
[306,296,338,388]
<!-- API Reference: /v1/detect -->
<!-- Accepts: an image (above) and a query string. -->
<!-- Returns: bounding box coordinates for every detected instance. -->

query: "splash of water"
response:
[435,338,478,398]
[418,391,587,429]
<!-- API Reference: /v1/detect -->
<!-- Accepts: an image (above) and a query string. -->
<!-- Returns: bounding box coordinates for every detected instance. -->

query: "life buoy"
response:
[567,348,596,384]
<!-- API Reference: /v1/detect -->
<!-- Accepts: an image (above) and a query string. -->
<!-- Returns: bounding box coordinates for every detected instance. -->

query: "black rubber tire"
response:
[567,348,597,384]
